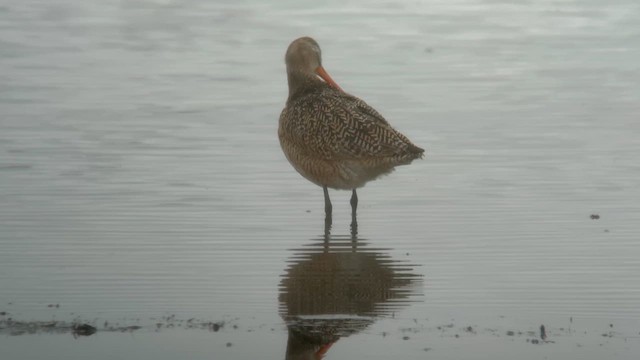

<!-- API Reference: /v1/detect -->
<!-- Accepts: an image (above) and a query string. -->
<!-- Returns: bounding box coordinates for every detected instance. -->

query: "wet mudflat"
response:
[1,0,639,359]
[2,310,639,359]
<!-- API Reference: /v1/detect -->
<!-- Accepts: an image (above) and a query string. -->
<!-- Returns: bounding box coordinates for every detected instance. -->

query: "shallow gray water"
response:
[1,0,639,359]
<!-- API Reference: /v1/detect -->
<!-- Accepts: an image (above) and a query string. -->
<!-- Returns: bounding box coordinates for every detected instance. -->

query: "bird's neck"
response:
[287,69,326,102]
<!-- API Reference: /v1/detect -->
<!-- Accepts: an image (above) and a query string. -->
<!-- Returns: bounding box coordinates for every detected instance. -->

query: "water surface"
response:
[1,0,639,359]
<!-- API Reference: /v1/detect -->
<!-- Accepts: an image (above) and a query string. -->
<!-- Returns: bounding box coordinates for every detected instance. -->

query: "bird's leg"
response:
[350,189,358,236]
[323,186,332,214]
[350,189,358,214]
[324,212,332,241]
[323,185,332,228]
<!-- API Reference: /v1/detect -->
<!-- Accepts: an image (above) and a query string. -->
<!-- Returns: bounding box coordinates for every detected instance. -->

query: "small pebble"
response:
[402,336,410,340]
[211,322,223,332]
[226,342,232,347]
[507,330,515,336]
[590,214,600,220]
[72,324,97,337]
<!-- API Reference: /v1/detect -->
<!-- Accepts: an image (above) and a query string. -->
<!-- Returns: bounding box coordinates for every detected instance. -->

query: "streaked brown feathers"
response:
[279,76,424,190]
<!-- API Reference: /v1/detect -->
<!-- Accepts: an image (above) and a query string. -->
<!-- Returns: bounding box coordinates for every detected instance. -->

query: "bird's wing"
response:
[320,90,421,160]
[282,88,421,161]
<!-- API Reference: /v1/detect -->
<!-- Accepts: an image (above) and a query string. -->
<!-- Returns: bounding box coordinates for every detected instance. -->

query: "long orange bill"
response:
[315,66,343,92]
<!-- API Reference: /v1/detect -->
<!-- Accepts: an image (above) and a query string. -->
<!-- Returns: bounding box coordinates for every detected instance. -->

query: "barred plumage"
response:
[278,37,425,217]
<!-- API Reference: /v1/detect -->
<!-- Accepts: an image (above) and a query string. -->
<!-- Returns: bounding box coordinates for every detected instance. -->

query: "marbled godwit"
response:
[278,37,424,221]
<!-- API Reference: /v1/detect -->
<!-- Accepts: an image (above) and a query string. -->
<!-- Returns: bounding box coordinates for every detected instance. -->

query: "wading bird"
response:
[278,37,424,227]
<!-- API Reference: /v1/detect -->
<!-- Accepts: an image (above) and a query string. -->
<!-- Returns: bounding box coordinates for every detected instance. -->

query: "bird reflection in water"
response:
[279,226,422,359]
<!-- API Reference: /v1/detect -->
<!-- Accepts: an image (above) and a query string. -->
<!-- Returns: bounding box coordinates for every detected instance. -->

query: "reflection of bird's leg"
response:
[351,223,358,250]
[350,189,358,237]
[323,186,332,236]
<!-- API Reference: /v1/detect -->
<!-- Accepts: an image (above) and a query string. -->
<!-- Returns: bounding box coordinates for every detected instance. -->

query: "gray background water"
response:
[1,0,639,359]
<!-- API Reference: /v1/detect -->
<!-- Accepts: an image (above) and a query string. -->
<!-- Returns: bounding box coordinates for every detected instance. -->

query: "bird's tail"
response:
[407,143,426,159]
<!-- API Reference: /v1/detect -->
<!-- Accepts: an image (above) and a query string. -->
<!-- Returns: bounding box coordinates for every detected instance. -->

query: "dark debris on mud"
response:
[0,314,232,338]
[393,319,633,347]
